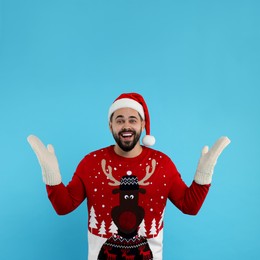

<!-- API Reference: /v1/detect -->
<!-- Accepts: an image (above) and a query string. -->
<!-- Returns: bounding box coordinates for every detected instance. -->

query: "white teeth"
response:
[122,133,132,137]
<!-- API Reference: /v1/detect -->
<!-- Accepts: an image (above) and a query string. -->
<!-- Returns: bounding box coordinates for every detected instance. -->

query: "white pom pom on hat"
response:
[108,92,156,146]
[142,134,156,146]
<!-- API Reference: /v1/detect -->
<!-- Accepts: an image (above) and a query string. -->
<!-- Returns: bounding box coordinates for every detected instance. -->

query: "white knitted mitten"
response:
[27,135,62,186]
[194,136,231,185]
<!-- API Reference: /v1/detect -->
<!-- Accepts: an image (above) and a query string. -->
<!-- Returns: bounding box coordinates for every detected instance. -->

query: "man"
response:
[28,92,230,260]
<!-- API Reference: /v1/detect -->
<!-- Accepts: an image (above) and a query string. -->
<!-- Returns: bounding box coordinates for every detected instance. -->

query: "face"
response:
[110,108,145,152]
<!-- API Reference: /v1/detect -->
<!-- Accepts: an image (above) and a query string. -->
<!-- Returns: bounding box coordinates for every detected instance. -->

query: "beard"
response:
[112,128,142,152]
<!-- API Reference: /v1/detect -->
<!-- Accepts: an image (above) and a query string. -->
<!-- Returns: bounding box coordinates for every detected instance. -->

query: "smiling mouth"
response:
[120,132,134,139]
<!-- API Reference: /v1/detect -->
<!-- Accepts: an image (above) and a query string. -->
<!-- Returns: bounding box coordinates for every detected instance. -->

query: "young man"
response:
[28,92,230,260]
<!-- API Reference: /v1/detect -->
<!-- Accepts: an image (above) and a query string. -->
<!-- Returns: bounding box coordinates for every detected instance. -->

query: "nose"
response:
[122,121,131,129]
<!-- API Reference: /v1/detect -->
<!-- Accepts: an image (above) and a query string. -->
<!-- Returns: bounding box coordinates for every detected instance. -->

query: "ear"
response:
[109,121,112,132]
[141,120,145,132]
[112,188,120,194]
[139,188,146,194]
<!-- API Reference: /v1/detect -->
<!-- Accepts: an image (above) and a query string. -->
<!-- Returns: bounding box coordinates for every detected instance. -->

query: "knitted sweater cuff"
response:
[194,170,212,185]
[43,171,62,186]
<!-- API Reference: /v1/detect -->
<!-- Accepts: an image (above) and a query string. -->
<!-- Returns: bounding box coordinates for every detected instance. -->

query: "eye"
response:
[116,119,124,124]
[130,195,134,199]
[129,119,137,124]
[124,195,129,199]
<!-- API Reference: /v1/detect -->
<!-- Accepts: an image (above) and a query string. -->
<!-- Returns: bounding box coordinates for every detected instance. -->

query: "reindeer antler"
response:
[101,159,120,186]
[138,159,156,186]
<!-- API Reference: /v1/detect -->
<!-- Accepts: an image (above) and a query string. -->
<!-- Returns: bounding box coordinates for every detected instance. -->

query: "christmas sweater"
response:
[46,145,210,260]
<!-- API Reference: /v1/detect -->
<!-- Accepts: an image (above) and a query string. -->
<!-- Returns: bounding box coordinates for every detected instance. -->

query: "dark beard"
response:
[112,128,142,152]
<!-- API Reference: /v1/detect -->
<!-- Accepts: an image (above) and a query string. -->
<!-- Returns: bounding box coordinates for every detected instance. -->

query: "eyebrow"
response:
[115,115,138,120]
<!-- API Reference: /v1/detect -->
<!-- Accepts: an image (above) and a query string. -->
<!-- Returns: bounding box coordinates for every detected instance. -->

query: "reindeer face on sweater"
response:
[101,159,156,237]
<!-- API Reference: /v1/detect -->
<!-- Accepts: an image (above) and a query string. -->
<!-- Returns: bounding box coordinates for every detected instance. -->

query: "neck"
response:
[114,144,143,158]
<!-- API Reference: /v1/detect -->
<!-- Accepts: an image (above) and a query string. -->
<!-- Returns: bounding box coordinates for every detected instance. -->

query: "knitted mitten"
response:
[194,136,231,185]
[27,135,62,186]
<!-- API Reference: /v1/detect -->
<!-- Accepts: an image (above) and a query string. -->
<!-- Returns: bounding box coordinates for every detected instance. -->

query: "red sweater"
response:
[46,145,210,259]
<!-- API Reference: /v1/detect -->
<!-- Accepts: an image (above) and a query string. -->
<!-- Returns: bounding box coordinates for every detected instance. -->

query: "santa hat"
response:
[108,92,155,146]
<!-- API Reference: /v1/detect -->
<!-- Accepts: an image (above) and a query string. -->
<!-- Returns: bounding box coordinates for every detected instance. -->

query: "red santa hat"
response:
[108,92,155,146]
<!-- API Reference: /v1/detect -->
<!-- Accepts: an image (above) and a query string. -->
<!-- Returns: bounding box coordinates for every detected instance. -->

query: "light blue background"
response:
[1,0,259,259]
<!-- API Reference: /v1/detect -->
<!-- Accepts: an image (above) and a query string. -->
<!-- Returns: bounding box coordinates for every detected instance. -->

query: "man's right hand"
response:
[27,135,62,186]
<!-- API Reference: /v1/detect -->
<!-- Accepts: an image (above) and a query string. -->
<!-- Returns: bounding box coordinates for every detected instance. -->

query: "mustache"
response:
[119,129,136,135]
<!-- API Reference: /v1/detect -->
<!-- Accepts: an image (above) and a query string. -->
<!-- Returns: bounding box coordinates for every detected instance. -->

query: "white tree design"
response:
[98,220,106,237]
[109,220,118,235]
[158,208,165,230]
[89,206,98,233]
[138,219,147,237]
[149,218,157,237]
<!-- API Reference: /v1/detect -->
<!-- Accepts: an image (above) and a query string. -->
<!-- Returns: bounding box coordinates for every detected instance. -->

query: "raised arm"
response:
[169,136,231,215]
[27,135,85,215]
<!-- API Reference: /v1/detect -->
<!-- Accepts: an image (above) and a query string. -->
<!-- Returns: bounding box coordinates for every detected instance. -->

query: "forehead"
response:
[113,108,140,118]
